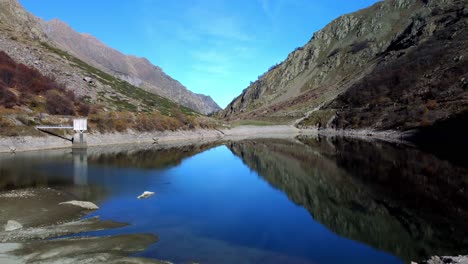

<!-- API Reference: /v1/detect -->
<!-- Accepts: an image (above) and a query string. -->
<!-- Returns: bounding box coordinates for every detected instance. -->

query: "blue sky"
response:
[20,0,380,108]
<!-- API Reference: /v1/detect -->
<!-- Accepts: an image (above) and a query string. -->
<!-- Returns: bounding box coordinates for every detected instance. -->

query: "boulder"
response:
[4,220,22,231]
[83,76,93,84]
[137,191,155,199]
[59,201,99,210]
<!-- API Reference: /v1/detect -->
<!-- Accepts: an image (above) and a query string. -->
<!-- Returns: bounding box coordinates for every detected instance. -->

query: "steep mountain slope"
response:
[219,0,467,134]
[41,19,220,115]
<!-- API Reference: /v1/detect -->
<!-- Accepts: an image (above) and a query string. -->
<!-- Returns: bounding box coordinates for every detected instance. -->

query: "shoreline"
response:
[0,125,301,153]
[0,125,410,153]
[0,188,166,263]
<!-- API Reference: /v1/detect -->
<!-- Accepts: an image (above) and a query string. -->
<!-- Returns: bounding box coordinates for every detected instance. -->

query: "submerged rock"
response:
[8,234,162,263]
[59,201,99,210]
[0,217,126,243]
[4,220,22,232]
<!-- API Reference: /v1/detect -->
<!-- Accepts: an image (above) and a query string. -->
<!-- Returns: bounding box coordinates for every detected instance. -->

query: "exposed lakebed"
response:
[0,137,467,264]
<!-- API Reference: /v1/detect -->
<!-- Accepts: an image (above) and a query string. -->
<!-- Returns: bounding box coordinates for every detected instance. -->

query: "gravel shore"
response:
[0,125,302,153]
[0,188,167,263]
[0,125,412,153]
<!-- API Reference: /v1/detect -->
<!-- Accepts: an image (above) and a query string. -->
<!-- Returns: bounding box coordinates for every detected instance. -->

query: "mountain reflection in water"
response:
[227,136,468,262]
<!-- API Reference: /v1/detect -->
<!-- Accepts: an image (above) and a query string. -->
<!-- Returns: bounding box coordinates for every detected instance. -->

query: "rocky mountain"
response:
[41,19,220,115]
[0,0,222,136]
[219,0,467,135]
[0,0,45,41]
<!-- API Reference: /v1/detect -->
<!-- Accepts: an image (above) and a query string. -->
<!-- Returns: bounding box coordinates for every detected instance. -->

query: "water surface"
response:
[1,137,467,264]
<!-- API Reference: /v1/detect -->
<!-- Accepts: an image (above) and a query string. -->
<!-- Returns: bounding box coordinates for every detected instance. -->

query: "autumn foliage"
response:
[0,51,87,116]
[88,110,216,133]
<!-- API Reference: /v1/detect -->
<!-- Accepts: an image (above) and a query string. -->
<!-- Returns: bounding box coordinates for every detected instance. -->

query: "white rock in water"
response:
[5,220,22,231]
[137,191,155,199]
[59,201,99,210]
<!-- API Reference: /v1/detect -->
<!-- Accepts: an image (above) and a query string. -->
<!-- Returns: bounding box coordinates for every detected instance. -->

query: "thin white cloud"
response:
[191,50,229,63]
[258,0,303,20]
[137,0,259,107]
[191,63,229,75]
[259,0,274,18]
[185,5,252,42]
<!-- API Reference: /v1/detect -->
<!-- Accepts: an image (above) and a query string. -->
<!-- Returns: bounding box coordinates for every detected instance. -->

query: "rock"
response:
[38,113,49,119]
[454,56,463,62]
[59,201,99,210]
[5,220,22,231]
[137,191,155,199]
[416,255,468,264]
[83,76,94,83]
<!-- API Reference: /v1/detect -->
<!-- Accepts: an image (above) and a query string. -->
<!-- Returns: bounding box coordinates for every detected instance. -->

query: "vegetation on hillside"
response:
[0,51,89,115]
[40,43,195,115]
[324,11,468,131]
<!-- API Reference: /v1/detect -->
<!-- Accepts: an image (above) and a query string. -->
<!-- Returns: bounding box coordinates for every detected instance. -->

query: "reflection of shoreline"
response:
[0,140,222,163]
[73,149,88,185]
[85,141,221,170]
[0,141,221,201]
[228,137,468,263]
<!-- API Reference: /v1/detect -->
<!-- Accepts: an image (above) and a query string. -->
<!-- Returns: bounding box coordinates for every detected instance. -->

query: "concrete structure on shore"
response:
[72,119,87,150]
[35,118,88,150]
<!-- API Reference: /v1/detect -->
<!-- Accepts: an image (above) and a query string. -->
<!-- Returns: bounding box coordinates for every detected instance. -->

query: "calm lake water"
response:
[1,136,467,264]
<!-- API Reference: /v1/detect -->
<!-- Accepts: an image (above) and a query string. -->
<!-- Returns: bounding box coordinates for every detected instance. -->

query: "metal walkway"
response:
[35,126,74,129]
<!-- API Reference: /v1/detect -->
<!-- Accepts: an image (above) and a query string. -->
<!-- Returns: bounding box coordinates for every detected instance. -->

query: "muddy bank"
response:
[0,125,412,153]
[0,188,166,263]
[0,129,224,153]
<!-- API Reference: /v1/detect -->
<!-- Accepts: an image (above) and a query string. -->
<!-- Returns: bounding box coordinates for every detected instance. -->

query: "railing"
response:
[35,126,74,129]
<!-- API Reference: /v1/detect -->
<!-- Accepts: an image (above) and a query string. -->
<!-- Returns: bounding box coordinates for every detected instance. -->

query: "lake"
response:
[1,136,467,264]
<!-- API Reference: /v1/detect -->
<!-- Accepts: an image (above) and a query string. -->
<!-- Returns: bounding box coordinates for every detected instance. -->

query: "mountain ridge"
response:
[218,0,467,135]
[40,18,221,115]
